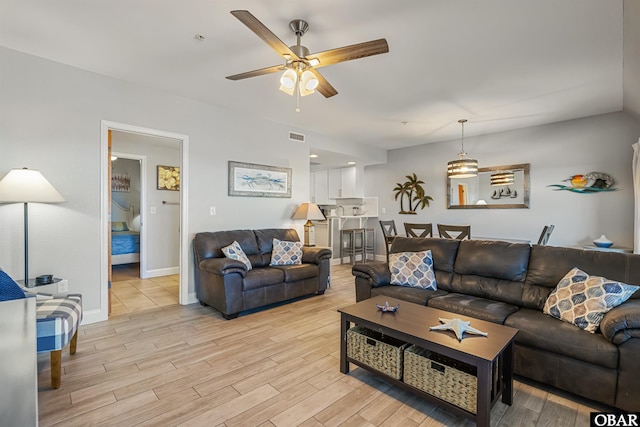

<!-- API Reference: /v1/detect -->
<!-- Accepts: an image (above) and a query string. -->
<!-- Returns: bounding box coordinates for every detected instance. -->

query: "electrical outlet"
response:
[210,206,216,216]
[381,207,386,214]
[150,206,157,215]
[57,280,68,293]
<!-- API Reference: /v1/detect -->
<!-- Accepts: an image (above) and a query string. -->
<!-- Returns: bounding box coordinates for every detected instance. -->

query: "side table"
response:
[17,278,69,295]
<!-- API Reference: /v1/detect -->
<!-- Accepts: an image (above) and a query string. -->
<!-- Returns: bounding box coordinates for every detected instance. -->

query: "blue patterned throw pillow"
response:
[270,238,303,266]
[221,241,252,271]
[389,250,437,290]
[0,270,26,301]
[543,267,639,333]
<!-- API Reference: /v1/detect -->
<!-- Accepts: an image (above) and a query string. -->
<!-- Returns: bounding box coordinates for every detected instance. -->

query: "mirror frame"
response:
[447,163,530,209]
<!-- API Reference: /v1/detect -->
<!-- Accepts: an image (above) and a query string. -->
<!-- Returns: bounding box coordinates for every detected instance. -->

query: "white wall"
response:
[0,46,354,322]
[112,132,181,273]
[624,0,640,119]
[365,112,640,254]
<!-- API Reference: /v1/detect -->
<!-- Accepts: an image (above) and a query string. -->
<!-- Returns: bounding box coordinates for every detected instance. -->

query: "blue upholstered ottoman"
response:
[36,294,82,389]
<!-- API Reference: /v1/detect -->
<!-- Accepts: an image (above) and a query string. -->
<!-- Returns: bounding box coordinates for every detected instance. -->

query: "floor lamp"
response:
[0,168,65,286]
[292,202,326,246]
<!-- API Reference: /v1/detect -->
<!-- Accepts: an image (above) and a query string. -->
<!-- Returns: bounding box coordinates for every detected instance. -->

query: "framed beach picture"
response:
[157,165,180,191]
[228,161,292,198]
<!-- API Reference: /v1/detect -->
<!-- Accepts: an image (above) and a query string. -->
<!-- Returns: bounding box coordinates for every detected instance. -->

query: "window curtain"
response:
[634,140,640,254]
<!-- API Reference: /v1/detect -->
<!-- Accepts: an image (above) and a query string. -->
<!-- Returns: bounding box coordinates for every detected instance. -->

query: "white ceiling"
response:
[0,0,624,154]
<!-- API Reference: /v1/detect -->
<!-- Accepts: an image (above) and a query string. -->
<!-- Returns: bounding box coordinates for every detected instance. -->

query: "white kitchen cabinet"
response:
[313,170,330,205]
[328,169,341,199]
[341,166,357,198]
[327,166,357,199]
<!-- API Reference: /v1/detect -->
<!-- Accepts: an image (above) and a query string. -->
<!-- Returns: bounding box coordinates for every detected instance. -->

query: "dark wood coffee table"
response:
[339,295,518,427]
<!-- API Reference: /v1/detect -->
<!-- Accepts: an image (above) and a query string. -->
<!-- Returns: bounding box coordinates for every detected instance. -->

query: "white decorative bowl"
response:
[593,235,613,248]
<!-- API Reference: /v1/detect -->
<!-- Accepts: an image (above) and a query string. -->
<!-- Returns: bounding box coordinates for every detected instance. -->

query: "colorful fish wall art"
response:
[548,172,617,193]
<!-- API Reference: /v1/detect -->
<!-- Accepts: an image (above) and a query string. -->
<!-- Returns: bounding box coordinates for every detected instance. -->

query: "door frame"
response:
[111,151,147,278]
[101,120,189,321]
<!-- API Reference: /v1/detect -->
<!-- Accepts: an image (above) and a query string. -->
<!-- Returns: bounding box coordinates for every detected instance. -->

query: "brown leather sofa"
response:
[352,237,640,411]
[194,228,331,319]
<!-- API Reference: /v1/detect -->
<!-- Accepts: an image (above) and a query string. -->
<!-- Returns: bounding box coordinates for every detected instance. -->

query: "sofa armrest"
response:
[352,262,391,287]
[600,299,640,344]
[198,258,247,277]
[302,247,332,264]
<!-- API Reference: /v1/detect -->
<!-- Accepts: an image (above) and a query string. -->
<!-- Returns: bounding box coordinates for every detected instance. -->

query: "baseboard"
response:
[187,292,198,305]
[142,267,179,279]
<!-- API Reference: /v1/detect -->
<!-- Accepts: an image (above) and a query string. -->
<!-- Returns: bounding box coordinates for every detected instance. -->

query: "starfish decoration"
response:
[375,301,399,312]
[429,318,488,342]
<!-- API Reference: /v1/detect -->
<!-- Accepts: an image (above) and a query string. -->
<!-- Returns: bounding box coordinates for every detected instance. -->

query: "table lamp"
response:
[0,168,65,286]
[292,202,325,246]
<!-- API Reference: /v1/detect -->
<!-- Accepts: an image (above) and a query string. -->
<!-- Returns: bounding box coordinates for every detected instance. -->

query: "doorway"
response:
[109,151,180,315]
[101,121,189,322]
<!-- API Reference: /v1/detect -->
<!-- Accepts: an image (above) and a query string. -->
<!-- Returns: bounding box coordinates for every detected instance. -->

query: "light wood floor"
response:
[110,263,179,316]
[38,264,610,426]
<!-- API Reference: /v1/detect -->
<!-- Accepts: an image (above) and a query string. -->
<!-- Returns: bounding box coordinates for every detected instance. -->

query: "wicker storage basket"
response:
[404,344,478,414]
[347,326,409,379]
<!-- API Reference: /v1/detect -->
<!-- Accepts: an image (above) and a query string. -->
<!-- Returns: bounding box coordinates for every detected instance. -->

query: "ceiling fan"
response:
[226,10,389,99]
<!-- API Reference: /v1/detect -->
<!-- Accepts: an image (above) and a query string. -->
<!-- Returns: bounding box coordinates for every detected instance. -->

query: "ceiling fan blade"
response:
[308,39,389,68]
[230,10,301,61]
[226,64,285,80]
[309,69,338,98]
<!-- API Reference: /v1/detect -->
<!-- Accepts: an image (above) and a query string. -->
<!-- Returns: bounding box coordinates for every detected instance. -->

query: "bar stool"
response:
[363,228,375,262]
[341,228,365,264]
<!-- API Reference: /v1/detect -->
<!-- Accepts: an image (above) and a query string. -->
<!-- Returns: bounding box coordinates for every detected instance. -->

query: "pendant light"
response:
[491,171,515,186]
[447,119,478,178]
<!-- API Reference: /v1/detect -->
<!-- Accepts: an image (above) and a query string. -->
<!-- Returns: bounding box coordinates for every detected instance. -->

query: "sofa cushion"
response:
[193,230,259,262]
[389,250,437,290]
[524,246,640,310]
[222,241,252,271]
[270,238,303,266]
[389,237,459,291]
[454,240,530,282]
[543,267,638,333]
[254,229,300,264]
[505,308,619,369]
[271,264,318,282]
[242,268,285,291]
[371,285,448,306]
[428,293,520,324]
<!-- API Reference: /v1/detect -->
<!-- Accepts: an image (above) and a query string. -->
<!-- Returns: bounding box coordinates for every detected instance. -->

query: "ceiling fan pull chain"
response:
[296,82,301,113]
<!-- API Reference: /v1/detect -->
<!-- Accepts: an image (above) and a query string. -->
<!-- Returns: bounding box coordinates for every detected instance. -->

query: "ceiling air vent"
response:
[289,131,305,142]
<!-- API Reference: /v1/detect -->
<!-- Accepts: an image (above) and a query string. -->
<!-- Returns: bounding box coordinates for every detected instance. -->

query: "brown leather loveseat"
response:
[194,228,331,319]
[352,237,640,411]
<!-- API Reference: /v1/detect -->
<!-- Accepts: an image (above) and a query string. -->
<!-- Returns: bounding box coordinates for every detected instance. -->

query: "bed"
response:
[111,200,140,265]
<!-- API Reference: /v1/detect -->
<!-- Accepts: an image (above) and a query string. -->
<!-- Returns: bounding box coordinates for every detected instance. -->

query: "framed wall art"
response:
[228,161,292,198]
[157,165,180,191]
[111,173,130,192]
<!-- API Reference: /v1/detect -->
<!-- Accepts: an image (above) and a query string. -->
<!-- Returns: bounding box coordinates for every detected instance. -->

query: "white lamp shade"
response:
[0,168,65,203]
[300,70,318,96]
[292,202,325,221]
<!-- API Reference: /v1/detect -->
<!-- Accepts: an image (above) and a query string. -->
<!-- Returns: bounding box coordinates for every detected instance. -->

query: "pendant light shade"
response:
[491,171,515,186]
[447,119,478,178]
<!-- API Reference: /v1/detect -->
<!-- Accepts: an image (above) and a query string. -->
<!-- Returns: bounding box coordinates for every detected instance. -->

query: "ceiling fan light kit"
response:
[226,10,389,110]
[447,119,479,179]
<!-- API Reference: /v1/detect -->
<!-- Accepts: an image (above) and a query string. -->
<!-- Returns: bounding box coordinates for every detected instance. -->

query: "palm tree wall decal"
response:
[393,173,434,214]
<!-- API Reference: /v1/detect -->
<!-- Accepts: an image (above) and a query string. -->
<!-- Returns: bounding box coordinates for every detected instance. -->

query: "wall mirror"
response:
[447,163,530,209]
